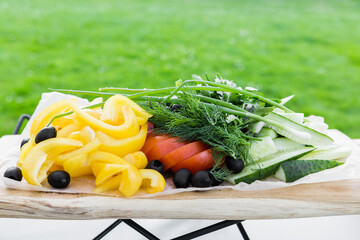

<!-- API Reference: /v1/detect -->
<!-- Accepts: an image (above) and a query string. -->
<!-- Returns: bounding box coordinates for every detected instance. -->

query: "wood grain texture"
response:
[0,139,358,220]
[1,179,360,220]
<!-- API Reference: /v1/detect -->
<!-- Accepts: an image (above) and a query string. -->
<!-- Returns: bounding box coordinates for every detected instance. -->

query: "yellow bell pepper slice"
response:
[22,138,83,186]
[97,122,148,157]
[123,151,148,169]
[63,154,92,177]
[102,95,152,126]
[87,151,142,197]
[79,126,96,144]
[67,100,139,138]
[30,99,77,136]
[80,108,103,121]
[68,131,81,141]
[52,114,74,129]
[139,169,166,194]
[93,175,122,194]
[95,164,128,186]
[57,122,81,138]
[88,151,129,176]
[48,164,64,173]
[55,137,100,166]
[17,136,36,168]
[119,164,142,197]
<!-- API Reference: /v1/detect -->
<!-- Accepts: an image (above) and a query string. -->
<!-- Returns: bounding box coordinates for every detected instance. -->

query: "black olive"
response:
[225,156,244,173]
[47,170,70,189]
[146,160,164,175]
[173,168,192,188]
[4,166,22,181]
[20,138,30,149]
[209,170,224,186]
[191,170,213,188]
[35,126,57,144]
[170,104,182,112]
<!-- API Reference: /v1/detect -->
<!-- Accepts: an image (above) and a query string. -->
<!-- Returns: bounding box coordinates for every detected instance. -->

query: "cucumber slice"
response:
[249,136,277,160]
[275,159,344,182]
[279,113,304,124]
[227,147,314,184]
[264,112,333,146]
[299,146,351,161]
[273,138,304,151]
[255,127,278,139]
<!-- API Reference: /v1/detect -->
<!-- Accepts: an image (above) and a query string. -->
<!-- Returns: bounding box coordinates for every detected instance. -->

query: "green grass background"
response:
[0,0,359,138]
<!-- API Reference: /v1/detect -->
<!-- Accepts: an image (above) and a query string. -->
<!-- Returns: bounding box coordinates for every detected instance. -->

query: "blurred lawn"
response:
[0,0,359,138]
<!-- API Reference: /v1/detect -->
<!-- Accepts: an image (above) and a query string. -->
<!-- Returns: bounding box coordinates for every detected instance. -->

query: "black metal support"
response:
[122,219,160,240]
[93,219,123,240]
[171,220,244,240]
[13,114,31,135]
[237,222,250,240]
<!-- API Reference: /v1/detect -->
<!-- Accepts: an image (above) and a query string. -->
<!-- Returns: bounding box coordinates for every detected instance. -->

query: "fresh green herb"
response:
[143,92,254,162]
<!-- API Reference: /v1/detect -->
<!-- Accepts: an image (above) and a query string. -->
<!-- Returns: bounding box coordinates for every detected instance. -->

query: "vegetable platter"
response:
[1,75,359,199]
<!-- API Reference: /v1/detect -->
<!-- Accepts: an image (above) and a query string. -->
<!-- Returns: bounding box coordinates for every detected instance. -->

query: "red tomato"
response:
[146,137,188,162]
[171,149,214,174]
[161,141,209,171]
[141,135,169,155]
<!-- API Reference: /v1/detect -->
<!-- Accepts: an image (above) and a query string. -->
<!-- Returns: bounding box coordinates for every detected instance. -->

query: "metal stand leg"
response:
[93,219,250,240]
[171,220,244,240]
[237,222,250,240]
[93,219,123,240]
[123,219,160,240]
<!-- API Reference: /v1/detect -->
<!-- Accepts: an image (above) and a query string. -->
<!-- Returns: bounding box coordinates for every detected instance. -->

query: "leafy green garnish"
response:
[143,92,253,162]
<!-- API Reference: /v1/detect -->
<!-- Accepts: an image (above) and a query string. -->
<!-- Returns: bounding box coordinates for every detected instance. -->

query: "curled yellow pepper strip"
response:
[22,138,83,186]
[52,114,74,129]
[89,151,127,176]
[30,99,77,136]
[97,122,148,157]
[57,121,81,138]
[63,154,92,177]
[139,169,166,194]
[79,126,95,144]
[102,95,152,126]
[119,164,142,197]
[88,151,142,197]
[17,136,36,167]
[123,151,148,169]
[68,131,81,141]
[55,137,101,166]
[95,164,128,186]
[67,100,139,138]
[93,175,122,194]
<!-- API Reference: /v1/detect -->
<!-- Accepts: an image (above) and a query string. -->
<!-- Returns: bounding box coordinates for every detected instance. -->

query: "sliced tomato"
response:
[141,135,169,155]
[146,137,187,162]
[161,141,209,171]
[171,149,214,174]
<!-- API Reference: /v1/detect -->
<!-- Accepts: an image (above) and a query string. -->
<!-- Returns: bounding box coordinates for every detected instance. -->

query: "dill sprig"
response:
[143,91,253,163]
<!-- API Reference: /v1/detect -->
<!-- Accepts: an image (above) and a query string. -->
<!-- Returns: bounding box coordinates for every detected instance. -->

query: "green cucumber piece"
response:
[264,112,333,146]
[249,136,277,160]
[227,147,314,184]
[273,138,305,151]
[275,159,344,182]
[299,146,351,160]
[279,113,304,124]
[255,127,278,139]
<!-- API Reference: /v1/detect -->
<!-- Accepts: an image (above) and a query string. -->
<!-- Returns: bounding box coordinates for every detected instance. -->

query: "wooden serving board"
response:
[1,178,360,220]
[0,140,359,221]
